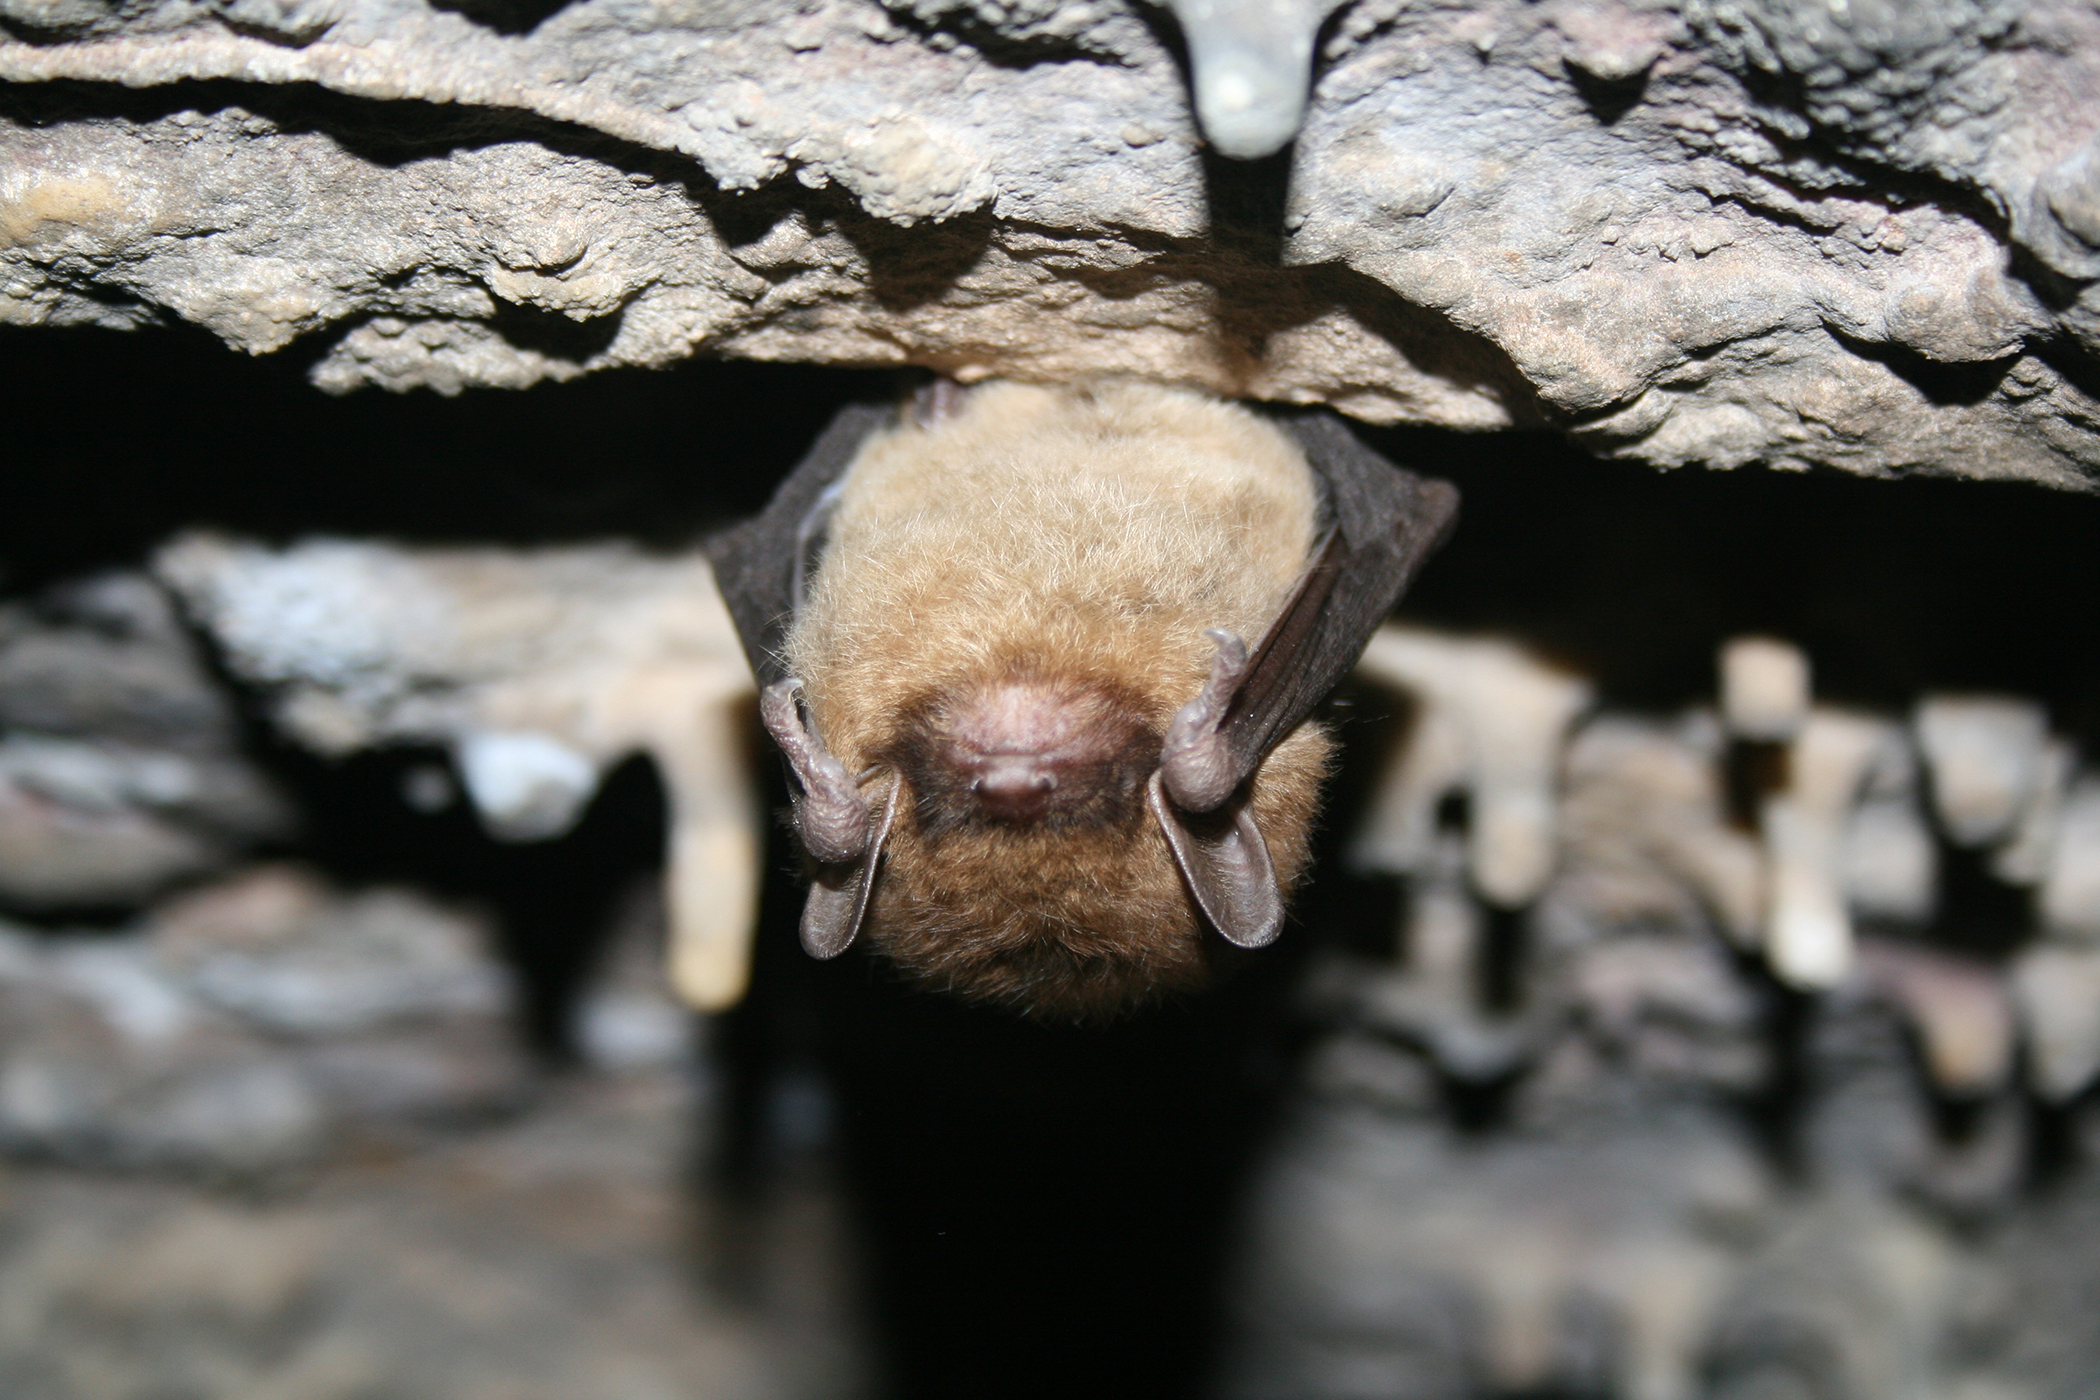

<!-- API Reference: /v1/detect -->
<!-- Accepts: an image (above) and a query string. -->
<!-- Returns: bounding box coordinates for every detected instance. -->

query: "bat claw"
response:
[1160,629,1249,813]
[760,678,874,864]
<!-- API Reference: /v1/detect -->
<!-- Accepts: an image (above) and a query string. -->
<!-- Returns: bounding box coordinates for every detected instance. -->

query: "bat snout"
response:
[891,678,1160,835]
[965,755,1061,821]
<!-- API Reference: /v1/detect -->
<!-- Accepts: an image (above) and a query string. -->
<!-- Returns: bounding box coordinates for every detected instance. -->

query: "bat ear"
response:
[800,773,900,959]
[1147,772,1284,950]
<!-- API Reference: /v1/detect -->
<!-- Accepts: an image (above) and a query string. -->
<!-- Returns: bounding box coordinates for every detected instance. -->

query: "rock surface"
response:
[1222,613,2100,1397]
[1227,1078,2100,1400]
[0,572,290,910]
[0,1068,867,1400]
[154,534,762,1010]
[2,0,2098,483]
[0,865,532,1172]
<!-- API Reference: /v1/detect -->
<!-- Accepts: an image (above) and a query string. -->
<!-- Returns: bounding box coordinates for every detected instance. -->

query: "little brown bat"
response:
[708,380,1456,1019]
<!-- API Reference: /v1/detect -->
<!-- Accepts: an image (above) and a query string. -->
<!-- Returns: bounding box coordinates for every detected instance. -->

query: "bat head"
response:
[716,380,1454,1020]
[775,382,1329,1018]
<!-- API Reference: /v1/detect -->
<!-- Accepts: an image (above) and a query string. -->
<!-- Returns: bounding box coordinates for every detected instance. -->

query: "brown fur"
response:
[784,380,1331,1018]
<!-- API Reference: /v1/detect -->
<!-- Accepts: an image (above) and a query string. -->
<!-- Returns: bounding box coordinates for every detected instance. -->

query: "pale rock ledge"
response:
[2,0,2098,483]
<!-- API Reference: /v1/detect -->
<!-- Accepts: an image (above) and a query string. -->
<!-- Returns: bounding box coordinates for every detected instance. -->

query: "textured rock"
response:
[1233,759,2099,1400]
[0,1070,865,1400]
[0,572,290,909]
[0,919,331,1172]
[1329,619,2100,1122]
[1354,626,1595,908]
[154,534,761,1010]
[0,0,2096,482]
[1914,695,2052,848]
[1239,961,2100,1398]
[0,572,239,750]
[1229,1106,1773,1400]
[1230,1092,2100,1400]
[0,866,532,1172]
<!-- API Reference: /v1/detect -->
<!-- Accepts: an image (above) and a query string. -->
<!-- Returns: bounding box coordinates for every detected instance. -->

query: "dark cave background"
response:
[6,321,2100,1399]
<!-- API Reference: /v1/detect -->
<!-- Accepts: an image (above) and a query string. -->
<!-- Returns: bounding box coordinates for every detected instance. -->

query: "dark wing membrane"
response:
[1216,409,1460,780]
[702,401,895,687]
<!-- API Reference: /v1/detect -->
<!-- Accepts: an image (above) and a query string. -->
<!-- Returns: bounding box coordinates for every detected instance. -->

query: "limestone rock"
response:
[1227,1105,1776,1400]
[154,534,762,1010]
[0,1070,852,1400]
[0,866,532,1172]
[0,572,291,910]
[0,0,2095,483]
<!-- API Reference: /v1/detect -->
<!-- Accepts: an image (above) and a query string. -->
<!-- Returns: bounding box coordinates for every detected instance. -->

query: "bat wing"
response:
[708,401,896,958]
[1161,410,1459,811]
[704,401,895,687]
[1156,409,1458,946]
[1240,410,1460,779]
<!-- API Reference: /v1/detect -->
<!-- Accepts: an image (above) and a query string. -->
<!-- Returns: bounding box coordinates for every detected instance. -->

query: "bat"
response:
[707,380,1457,1018]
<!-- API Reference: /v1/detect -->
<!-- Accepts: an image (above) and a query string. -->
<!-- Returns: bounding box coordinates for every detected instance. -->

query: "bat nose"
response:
[909,679,1157,831]
[968,757,1060,820]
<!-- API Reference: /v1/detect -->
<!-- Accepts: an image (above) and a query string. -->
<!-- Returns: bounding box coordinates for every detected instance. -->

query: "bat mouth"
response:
[884,677,1161,836]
